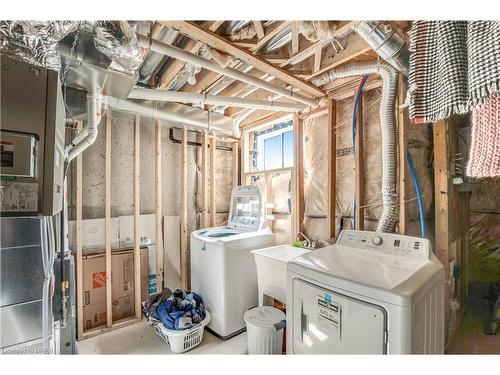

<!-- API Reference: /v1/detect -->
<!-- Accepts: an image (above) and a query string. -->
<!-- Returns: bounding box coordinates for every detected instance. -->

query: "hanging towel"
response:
[409,21,500,124]
[466,92,500,178]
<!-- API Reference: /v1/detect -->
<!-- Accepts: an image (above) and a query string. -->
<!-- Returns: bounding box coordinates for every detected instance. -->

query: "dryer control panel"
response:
[336,230,430,259]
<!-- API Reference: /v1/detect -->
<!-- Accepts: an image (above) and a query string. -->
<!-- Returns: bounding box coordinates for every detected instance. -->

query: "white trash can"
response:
[244,306,286,354]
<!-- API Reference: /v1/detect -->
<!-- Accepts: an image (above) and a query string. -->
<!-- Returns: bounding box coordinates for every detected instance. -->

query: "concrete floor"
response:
[76,319,248,354]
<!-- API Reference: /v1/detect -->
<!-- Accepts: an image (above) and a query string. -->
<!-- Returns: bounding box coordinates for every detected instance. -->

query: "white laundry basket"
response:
[153,311,211,353]
[244,306,286,354]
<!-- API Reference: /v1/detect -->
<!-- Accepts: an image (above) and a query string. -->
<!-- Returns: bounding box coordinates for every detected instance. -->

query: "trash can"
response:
[244,306,286,354]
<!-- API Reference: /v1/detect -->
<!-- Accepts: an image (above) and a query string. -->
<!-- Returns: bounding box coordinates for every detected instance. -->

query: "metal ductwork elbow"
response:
[354,21,409,75]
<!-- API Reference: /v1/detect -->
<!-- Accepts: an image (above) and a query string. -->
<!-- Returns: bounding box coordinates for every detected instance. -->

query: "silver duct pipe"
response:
[138,27,179,83]
[104,96,236,138]
[65,93,103,162]
[311,61,399,232]
[128,88,306,112]
[135,33,319,108]
[334,21,409,75]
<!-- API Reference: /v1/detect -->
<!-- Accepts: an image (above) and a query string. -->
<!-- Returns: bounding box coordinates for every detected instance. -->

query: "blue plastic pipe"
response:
[352,75,368,230]
[407,151,426,238]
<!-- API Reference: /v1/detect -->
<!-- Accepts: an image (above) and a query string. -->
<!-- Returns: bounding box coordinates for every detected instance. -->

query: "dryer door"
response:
[292,278,387,354]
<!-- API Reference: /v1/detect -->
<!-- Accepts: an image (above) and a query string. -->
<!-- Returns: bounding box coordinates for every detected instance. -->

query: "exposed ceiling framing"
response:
[140,20,411,126]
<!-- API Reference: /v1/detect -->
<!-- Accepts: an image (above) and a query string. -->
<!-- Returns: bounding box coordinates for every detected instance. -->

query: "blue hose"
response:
[407,151,426,238]
[352,75,368,230]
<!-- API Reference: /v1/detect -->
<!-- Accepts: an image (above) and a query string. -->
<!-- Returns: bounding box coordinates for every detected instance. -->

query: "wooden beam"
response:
[305,34,371,80]
[180,128,189,290]
[161,21,324,97]
[232,141,239,188]
[253,21,265,40]
[291,22,299,55]
[159,21,224,89]
[326,74,382,101]
[294,113,305,235]
[155,120,164,291]
[210,136,216,226]
[201,131,209,228]
[327,99,337,238]
[133,115,141,320]
[76,121,84,340]
[105,113,112,328]
[397,74,409,234]
[354,93,364,230]
[314,45,323,73]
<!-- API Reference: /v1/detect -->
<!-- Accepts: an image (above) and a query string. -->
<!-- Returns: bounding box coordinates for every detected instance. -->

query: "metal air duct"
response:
[311,61,399,232]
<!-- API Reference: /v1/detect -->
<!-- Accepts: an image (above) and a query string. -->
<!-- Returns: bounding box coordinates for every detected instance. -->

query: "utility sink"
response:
[252,244,311,305]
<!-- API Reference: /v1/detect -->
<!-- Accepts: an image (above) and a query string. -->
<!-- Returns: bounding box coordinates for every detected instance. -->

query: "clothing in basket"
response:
[155,289,207,330]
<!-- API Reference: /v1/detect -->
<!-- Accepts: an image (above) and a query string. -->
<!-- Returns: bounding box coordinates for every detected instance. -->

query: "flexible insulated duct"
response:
[311,61,399,232]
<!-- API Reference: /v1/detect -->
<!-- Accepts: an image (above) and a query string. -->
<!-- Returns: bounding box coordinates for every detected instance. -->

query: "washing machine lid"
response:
[192,225,273,245]
[288,230,444,306]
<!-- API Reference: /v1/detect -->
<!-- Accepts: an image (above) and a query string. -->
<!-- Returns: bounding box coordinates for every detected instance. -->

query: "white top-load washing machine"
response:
[287,230,445,354]
[191,186,274,339]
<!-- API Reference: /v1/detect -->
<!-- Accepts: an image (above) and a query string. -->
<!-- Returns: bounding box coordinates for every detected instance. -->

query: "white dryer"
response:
[191,186,274,339]
[287,230,445,354]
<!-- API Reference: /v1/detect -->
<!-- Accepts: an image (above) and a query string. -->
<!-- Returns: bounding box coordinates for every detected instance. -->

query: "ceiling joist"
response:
[159,21,325,98]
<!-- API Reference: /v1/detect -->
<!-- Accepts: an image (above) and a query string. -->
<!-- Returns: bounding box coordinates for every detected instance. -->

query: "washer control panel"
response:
[337,230,430,259]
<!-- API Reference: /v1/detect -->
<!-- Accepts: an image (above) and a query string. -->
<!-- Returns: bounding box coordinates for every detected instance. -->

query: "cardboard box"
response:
[82,248,148,329]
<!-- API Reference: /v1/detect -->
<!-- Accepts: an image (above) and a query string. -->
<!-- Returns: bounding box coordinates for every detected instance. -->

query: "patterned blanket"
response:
[409,21,500,124]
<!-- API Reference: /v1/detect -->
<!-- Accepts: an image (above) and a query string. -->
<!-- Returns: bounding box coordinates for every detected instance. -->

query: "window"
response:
[254,120,294,172]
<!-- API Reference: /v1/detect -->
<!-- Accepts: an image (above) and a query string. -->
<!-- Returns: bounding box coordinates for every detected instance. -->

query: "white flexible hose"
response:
[311,61,399,232]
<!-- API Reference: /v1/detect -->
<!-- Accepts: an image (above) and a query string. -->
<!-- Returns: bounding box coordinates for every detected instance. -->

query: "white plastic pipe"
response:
[104,96,236,137]
[65,93,103,162]
[312,61,399,233]
[128,88,306,112]
[136,34,319,108]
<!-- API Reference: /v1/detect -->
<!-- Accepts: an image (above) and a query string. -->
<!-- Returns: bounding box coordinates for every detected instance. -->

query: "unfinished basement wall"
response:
[195,139,236,227]
[67,112,198,242]
[303,88,434,241]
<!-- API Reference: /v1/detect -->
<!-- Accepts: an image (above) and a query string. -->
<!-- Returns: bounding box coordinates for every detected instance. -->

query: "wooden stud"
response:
[241,130,249,185]
[75,121,84,340]
[232,141,239,188]
[265,172,274,230]
[327,99,337,238]
[294,113,305,235]
[253,21,265,40]
[433,119,450,269]
[201,131,209,228]
[354,92,364,230]
[133,115,141,320]
[80,316,140,341]
[180,128,189,290]
[397,74,409,234]
[161,21,324,97]
[155,120,164,291]
[105,113,112,328]
[210,136,217,227]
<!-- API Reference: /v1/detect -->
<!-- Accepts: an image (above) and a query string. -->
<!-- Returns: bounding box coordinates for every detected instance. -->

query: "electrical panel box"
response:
[0,55,66,216]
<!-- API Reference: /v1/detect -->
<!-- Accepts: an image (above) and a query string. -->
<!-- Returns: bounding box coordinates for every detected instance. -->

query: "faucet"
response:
[297,231,317,249]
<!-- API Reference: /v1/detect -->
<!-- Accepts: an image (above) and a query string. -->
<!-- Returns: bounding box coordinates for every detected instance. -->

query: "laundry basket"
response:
[153,311,211,353]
